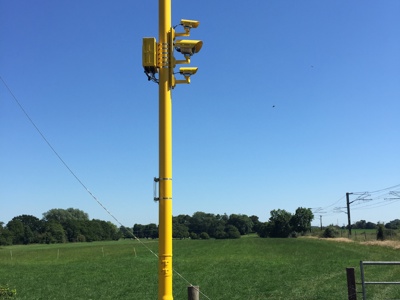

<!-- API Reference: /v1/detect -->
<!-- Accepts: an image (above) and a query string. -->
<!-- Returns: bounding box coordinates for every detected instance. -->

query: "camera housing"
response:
[174,40,203,56]
[179,67,198,76]
[180,19,200,29]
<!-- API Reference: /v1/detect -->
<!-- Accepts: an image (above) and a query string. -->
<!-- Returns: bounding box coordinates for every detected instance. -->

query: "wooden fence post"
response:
[188,285,199,300]
[346,267,357,300]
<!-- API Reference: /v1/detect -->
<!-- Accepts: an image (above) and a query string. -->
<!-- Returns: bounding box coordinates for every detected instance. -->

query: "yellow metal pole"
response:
[158,0,173,299]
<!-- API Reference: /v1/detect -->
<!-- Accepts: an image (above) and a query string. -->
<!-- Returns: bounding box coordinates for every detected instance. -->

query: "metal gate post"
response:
[360,261,366,300]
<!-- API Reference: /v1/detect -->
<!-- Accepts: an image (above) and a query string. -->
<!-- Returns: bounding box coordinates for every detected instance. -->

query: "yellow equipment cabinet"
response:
[142,37,157,73]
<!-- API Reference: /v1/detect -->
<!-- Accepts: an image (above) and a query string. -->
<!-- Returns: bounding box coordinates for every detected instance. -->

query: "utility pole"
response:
[320,215,323,230]
[142,3,202,298]
[346,192,353,237]
[158,1,173,298]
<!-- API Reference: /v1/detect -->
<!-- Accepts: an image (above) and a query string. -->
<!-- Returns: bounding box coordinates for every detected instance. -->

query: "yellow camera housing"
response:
[174,40,203,56]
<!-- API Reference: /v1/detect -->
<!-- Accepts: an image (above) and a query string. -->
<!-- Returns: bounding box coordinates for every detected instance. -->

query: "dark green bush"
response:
[199,232,210,239]
[321,226,339,238]
[214,230,227,239]
[189,232,198,240]
[225,225,241,239]
[376,223,397,241]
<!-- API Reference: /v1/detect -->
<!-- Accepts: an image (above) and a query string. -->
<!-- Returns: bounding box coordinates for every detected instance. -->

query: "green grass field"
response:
[1,237,400,299]
[331,228,400,242]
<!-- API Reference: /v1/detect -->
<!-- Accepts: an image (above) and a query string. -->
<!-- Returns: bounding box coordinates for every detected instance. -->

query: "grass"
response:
[1,237,400,299]
[312,227,400,242]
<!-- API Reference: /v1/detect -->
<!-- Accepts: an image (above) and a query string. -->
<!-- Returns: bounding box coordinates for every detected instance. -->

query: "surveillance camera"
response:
[179,67,198,76]
[180,19,200,29]
[174,40,203,56]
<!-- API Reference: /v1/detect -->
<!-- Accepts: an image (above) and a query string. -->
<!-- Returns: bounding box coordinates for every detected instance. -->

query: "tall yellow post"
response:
[158,0,173,299]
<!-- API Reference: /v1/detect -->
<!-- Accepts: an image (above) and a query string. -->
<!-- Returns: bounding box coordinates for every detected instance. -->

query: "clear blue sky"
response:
[1,0,399,229]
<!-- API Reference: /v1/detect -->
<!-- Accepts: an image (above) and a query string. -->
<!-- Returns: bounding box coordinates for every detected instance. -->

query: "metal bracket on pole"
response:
[154,177,173,201]
[153,177,160,202]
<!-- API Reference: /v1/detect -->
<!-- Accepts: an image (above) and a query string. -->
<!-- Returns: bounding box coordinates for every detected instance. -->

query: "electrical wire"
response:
[1,74,160,255]
[313,183,400,218]
[321,195,345,210]
[1,75,211,300]
[368,183,400,194]
[352,199,400,211]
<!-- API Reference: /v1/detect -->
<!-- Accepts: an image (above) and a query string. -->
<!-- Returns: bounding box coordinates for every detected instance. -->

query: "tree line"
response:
[2,207,397,246]
[127,207,315,240]
[0,207,314,245]
[0,208,120,246]
[347,219,400,230]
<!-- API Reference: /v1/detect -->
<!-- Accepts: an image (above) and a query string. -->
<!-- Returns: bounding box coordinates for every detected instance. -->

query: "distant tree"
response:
[66,208,89,221]
[227,214,253,235]
[86,219,106,241]
[183,212,230,238]
[12,215,43,232]
[104,221,121,240]
[189,232,199,239]
[290,207,314,234]
[42,208,89,223]
[173,214,191,227]
[209,214,228,238]
[6,219,25,244]
[199,232,210,239]
[63,219,83,242]
[268,209,293,238]
[63,219,118,242]
[3,208,122,245]
[23,226,34,244]
[132,224,144,238]
[214,229,227,239]
[80,219,108,242]
[354,220,367,229]
[189,212,215,236]
[365,222,377,229]
[216,213,229,222]
[172,215,190,239]
[214,224,241,239]
[143,223,158,239]
[351,220,377,230]
[0,225,13,246]
[225,224,241,239]
[249,215,261,233]
[43,221,66,244]
[133,223,159,239]
[10,215,44,244]
[121,226,135,239]
[173,222,189,239]
[385,219,400,230]
[256,222,270,238]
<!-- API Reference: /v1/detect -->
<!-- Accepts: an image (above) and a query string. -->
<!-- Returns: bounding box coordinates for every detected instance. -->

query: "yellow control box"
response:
[142,37,157,68]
